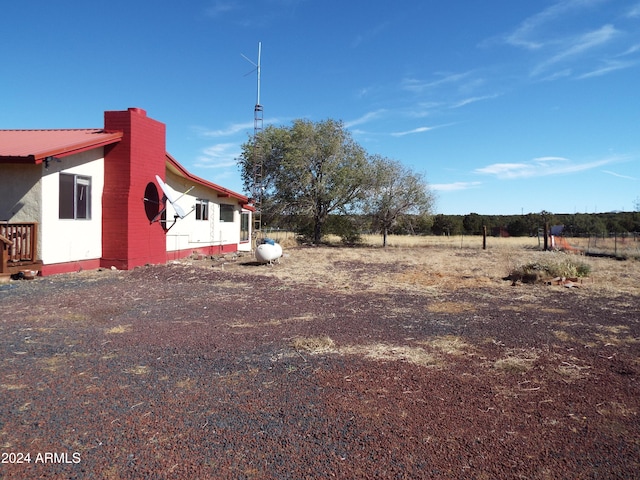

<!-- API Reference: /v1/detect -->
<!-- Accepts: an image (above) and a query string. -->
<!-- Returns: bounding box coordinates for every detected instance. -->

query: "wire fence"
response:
[560,233,640,258]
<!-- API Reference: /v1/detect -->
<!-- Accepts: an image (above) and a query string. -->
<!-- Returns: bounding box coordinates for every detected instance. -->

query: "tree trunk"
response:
[383,227,388,247]
[313,220,322,245]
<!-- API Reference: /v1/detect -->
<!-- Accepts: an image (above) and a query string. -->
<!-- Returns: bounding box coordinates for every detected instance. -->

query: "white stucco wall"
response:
[0,164,42,223]
[40,150,104,264]
[164,172,246,253]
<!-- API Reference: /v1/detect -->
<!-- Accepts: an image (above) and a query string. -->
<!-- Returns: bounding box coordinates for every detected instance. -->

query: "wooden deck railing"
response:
[0,222,39,274]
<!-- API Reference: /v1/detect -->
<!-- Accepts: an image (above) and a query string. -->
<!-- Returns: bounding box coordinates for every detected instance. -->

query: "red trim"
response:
[0,130,123,164]
[166,243,238,261]
[165,154,250,205]
[41,133,123,162]
[40,259,102,276]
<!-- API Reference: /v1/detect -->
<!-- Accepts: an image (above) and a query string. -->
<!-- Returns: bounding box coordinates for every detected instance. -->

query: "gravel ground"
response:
[1,248,639,479]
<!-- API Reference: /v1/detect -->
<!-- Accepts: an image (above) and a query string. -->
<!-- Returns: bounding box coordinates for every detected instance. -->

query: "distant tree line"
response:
[407,211,640,237]
[262,210,638,241]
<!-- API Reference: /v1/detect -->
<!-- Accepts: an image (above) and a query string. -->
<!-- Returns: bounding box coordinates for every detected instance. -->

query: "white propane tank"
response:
[255,242,283,263]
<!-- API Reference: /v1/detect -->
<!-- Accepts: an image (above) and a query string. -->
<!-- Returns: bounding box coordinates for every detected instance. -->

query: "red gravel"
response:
[1,257,639,479]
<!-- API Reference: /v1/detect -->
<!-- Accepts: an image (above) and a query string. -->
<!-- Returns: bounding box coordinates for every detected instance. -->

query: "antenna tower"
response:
[243,42,264,239]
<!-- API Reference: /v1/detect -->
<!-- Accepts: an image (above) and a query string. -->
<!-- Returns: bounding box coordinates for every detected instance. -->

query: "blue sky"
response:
[2,0,639,215]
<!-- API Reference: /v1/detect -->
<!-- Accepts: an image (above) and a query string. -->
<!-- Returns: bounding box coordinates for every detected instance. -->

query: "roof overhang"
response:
[0,129,123,165]
[165,153,254,210]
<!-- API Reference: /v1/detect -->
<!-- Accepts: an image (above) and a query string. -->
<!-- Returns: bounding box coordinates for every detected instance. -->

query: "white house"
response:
[0,107,253,276]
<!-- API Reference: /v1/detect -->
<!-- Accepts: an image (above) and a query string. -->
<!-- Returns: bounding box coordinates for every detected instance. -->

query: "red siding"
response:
[41,259,101,276]
[166,243,238,261]
[101,108,166,270]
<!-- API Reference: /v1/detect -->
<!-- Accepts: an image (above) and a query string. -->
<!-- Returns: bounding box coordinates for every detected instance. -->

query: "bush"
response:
[508,254,591,283]
[325,215,362,245]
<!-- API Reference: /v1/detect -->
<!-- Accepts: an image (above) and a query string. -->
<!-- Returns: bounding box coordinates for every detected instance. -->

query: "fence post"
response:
[543,222,549,251]
[0,234,11,274]
[482,225,487,250]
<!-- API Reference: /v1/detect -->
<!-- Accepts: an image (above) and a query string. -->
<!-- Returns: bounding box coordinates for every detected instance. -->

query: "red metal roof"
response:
[0,129,123,164]
[166,153,253,208]
[0,126,252,208]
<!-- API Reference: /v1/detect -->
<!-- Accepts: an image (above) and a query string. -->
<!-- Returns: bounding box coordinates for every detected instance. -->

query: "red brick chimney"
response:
[101,108,167,270]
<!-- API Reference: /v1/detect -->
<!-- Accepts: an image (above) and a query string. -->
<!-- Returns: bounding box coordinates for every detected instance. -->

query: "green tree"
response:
[462,213,483,235]
[431,214,463,236]
[506,217,529,236]
[363,156,435,246]
[238,119,370,244]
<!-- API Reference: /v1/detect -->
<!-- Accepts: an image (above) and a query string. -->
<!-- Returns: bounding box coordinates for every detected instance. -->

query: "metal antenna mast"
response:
[242,42,264,240]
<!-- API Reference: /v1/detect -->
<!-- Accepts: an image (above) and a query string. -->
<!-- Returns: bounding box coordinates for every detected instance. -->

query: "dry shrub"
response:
[125,365,150,375]
[422,335,473,355]
[494,357,531,373]
[291,336,335,353]
[554,356,591,381]
[1,383,27,391]
[553,330,580,343]
[105,324,131,334]
[494,349,539,373]
[506,251,592,284]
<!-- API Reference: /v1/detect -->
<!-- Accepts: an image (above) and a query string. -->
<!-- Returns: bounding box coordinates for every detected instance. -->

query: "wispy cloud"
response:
[195,143,240,168]
[195,117,283,137]
[531,24,619,76]
[344,109,386,128]
[578,59,636,78]
[391,126,436,137]
[450,94,500,109]
[205,1,237,18]
[617,43,640,57]
[196,121,254,138]
[431,181,482,192]
[502,1,634,79]
[475,155,622,179]
[627,2,640,18]
[401,71,473,93]
[390,122,455,137]
[602,170,636,180]
[351,22,390,48]
[506,0,608,50]
[539,68,573,81]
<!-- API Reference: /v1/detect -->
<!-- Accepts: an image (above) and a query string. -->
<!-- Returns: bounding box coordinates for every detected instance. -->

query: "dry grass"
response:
[1,383,27,391]
[290,336,440,367]
[291,336,335,353]
[105,324,132,334]
[336,343,439,367]
[124,365,151,375]
[493,349,540,373]
[493,356,533,373]
[427,302,478,314]
[554,357,592,381]
[268,231,541,249]
[39,354,69,372]
[419,335,475,356]
[231,313,316,329]
[268,231,640,258]
[240,236,639,297]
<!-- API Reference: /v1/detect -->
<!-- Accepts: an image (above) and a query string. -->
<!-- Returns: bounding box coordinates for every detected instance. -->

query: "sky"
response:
[2,0,639,215]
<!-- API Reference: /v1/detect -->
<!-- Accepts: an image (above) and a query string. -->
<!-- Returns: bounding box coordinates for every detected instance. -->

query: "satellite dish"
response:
[156,175,178,204]
[152,175,195,227]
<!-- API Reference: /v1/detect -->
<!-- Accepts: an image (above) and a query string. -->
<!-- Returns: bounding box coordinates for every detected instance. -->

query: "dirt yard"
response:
[1,245,639,479]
